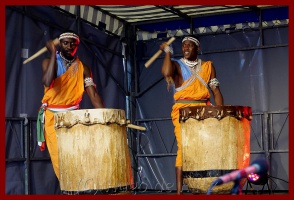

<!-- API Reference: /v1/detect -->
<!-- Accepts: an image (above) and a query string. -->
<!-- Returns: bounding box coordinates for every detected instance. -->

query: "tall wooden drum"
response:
[179,105,252,194]
[54,108,132,195]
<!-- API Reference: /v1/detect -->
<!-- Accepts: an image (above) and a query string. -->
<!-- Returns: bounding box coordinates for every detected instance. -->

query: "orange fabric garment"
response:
[42,59,84,179]
[171,60,213,167]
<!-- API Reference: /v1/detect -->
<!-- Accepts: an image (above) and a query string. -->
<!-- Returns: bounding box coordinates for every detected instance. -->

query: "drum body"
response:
[179,105,252,194]
[54,108,132,194]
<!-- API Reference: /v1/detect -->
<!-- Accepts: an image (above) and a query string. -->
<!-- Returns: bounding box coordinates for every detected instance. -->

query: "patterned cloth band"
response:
[164,46,173,54]
[182,36,200,47]
[59,32,80,44]
[208,78,220,89]
[84,77,96,88]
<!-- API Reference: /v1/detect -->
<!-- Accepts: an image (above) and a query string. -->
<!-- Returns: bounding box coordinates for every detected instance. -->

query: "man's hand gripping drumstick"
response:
[144,37,175,68]
[23,38,60,64]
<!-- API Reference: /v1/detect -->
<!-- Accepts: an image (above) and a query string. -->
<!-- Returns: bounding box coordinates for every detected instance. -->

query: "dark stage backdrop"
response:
[5,6,289,194]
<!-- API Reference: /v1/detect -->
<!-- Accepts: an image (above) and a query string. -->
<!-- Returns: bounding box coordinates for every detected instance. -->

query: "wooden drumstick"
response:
[126,123,146,131]
[124,119,146,131]
[23,38,60,64]
[144,37,176,68]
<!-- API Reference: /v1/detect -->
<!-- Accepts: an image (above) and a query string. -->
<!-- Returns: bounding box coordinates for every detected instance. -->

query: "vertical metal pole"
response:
[122,40,129,119]
[259,9,264,46]
[23,118,30,194]
[268,113,274,191]
[263,112,270,159]
[77,6,80,34]
[123,23,138,192]
[262,112,271,192]
[131,26,140,192]
[269,113,274,151]
[190,18,194,35]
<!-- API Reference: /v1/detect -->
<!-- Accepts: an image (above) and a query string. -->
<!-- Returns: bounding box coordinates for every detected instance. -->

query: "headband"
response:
[182,37,200,47]
[59,32,80,44]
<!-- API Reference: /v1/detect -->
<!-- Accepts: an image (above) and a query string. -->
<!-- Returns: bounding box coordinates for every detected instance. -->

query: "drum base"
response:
[61,185,132,195]
[184,177,233,194]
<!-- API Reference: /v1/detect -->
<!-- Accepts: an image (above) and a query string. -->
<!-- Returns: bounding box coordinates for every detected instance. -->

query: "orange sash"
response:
[42,59,84,179]
[171,61,212,167]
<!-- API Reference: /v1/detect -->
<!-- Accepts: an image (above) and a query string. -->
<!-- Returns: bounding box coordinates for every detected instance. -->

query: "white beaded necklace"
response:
[182,58,198,67]
[59,52,76,68]
[181,58,201,74]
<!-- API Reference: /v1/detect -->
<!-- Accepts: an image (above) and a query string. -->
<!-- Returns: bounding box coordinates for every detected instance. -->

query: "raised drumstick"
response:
[23,38,60,64]
[144,37,176,68]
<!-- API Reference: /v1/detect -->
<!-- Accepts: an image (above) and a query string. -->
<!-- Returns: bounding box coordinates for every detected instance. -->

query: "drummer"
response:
[160,35,224,194]
[36,30,105,181]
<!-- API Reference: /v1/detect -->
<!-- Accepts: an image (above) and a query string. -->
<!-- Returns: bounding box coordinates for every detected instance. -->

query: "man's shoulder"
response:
[201,60,213,65]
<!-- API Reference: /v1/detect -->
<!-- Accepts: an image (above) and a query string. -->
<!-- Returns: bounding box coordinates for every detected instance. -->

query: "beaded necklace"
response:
[181,58,201,74]
[59,52,76,69]
[182,57,198,67]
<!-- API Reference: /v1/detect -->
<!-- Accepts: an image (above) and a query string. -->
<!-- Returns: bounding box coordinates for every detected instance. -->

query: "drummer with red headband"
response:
[36,30,105,181]
[160,35,224,194]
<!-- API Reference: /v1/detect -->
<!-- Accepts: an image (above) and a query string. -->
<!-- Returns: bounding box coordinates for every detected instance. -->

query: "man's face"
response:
[60,38,79,57]
[182,40,198,60]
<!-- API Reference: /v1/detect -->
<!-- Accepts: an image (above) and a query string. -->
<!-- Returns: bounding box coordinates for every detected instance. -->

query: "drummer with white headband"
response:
[37,30,105,181]
[160,35,224,194]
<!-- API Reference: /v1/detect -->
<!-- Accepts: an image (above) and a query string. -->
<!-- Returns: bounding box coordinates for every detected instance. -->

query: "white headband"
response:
[59,32,80,44]
[182,37,200,47]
